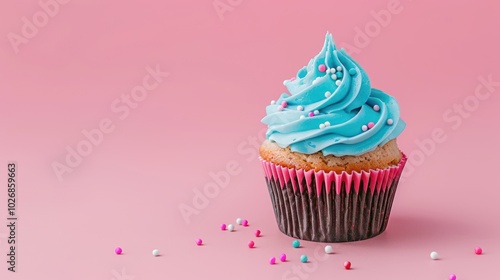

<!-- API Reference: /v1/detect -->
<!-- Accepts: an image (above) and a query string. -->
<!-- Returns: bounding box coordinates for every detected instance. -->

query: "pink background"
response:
[1,0,499,279]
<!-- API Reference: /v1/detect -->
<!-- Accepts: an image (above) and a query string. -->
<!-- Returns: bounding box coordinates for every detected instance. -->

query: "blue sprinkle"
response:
[300,255,308,263]
[336,72,343,78]
[292,239,301,248]
[349,68,356,75]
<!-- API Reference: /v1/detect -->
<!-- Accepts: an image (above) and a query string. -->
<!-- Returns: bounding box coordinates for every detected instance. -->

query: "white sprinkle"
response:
[331,75,337,80]
[430,251,439,260]
[362,125,368,132]
[312,77,321,85]
[324,121,331,127]
[373,105,380,111]
[331,68,336,74]
[299,115,305,119]
[271,100,276,105]
[319,124,326,129]
[325,91,331,98]
[227,224,235,231]
[324,245,333,254]
[387,118,394,125]
[283,80,287,86]
[297,105,304,111]
[277,105,284,111]
[337,66,343,71]
[152,249,160,256]
[236,218,242,225]
[326,69,331,74]
[335,80,341,86]
[314,110,320,115]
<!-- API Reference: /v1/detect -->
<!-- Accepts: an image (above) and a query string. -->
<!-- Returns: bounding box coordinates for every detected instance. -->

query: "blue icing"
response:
[262,33,405,157]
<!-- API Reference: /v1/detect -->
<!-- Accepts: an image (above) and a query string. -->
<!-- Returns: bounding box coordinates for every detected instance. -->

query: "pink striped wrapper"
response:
[260,154,407,242]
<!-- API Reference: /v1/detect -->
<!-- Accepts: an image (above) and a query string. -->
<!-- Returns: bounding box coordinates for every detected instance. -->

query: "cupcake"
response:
[260,33,406,242]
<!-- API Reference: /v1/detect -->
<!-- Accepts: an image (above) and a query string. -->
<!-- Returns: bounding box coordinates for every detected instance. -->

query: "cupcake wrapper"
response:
[260,154,407,242]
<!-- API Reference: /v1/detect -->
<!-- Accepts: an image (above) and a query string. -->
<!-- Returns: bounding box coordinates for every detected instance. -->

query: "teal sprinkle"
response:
[292,239,301,248]
[300,255,308,263]
[349,68,356,75]
[336,72,343,78]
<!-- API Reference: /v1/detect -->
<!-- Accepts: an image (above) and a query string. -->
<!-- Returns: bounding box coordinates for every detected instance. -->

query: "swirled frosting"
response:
[262,33,405,157]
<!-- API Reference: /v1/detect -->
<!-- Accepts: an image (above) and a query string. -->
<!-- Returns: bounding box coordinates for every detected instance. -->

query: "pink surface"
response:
[0,0,499,279]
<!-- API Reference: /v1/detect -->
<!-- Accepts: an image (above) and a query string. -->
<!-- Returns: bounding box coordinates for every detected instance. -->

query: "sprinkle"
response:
[331,68,336,74]
[248,241,255,248]
[281,101,288,108]
[318,64,326,72]
[337,66,343,71]
[292,239,301,248]
[236,218,242,225]
[430,251,439,260]
[115,247,122,255]
[312,77,320,85]
[344,261,351,269]
[387,119,394,125]
[291,77,296,81]
[362,125,368,132]
[367,122,375,129]
[277,105,284,111]
[324,245,333,254]
[331,74,338,80]
[475,247,482,255]
[326,69,331,74]
[242,219,249,227]
[220,224,227,230]
[255,230,261,237]
[300,115,305,119]
[152,249,160,257]
[373,105,380,111]
[319,124,326,129]
[324,121,331,127]
[349,68,356,75]
[280,253,287,262]
[300,255,308,263]
[283,80,287,85]
[308,112,315,117]
[449,274,457,280]
[325,91,331,98]
[297,105,304,111]
[335,80,341,86]
[227,224,235,231]
[196,238,203,246]
[270,100,276,105]
[336,72,343,78]
[269,257,276,265]
[314,110,320,115]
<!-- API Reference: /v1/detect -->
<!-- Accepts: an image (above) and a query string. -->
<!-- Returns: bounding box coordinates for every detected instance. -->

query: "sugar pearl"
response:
[152,249,160,257]
[373,105,380,111]
[336,72,343,78]
[387,119,394,125]
[269,257,276,265]
[349,68,356,75]
[324,121,330,127]
[281,101,288,108]
[314,110,319,115]
[292,239,301,248]
[196,238,203,246]
[277,105,284,111]
[325,91,331,98]
[283,80,287,85]
[255,230,261,237]
[280,253,287,262]
[319,124,326,129]
[331,68,336,74]
[236,218,242,225]
[367,122,375,129]
[227,224,235,231]
[449,274,457,280]
[430,251,439,260]
[324,245,333,254]
[344,261,351,269]
[115,247,123,255]
[270,100,276,105]
[331,74,338,80]
[297,105,304,111]
[318,64,326,72]
[242,219,249,227]
[337,66,343,71]
[300,255,308,263]
[362,125,368,132]
[308,112,315,117]
[335,80,341,86]
[248,241,255,248]
[220,223,227,230]
[475,247,482,255]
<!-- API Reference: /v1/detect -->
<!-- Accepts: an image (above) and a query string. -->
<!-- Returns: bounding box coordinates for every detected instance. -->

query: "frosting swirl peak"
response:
[262,33,405,156]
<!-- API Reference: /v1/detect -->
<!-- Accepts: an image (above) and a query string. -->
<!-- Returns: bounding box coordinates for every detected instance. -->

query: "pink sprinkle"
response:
[290,77,296,81]
[269,257,276,265]
[449,274,457,280]
[255,230,261,237]
[220,224,226,231]
[196,238,203,246]
[281,101,288,108]
[475,247,482,255]
[318,64,326,72]
[280,253,287,262]
[367,122,375,129]
[308,112,314,117]
[242,219,249,227]
[248,241,255,248]
[344,261,351,270]
[114,247,122,255]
